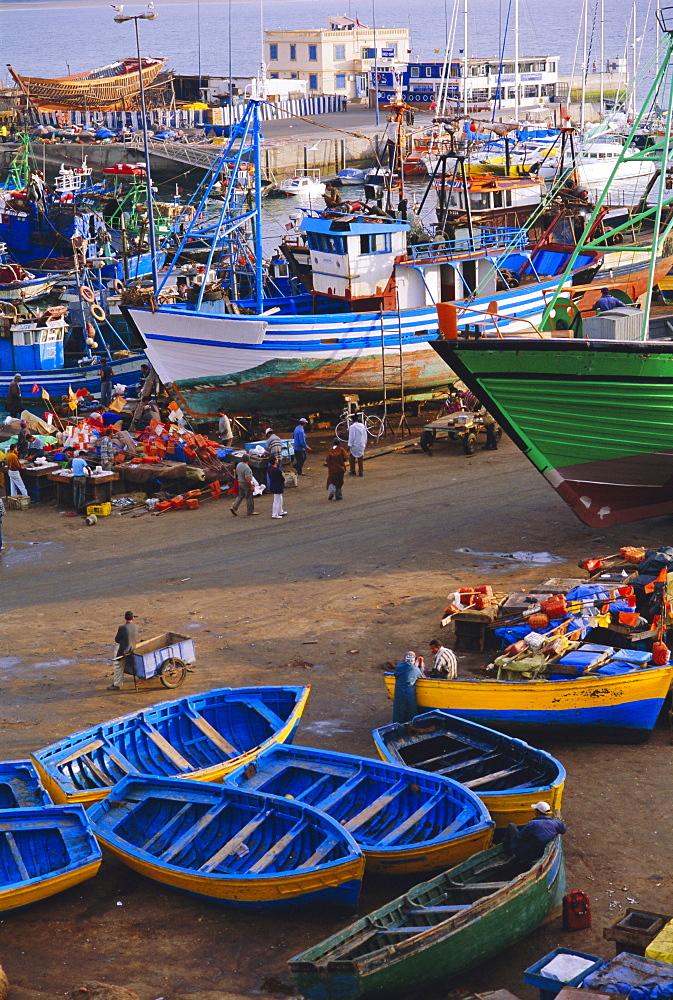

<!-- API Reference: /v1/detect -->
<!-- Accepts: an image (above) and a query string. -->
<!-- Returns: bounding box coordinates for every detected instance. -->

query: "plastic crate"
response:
[5,495,30,510]
[86,502,111,517]
[524,948,603,1000]
[645,919,673,964]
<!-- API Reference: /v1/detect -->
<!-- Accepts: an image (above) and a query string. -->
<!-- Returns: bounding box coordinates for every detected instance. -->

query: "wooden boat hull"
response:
[0,806,101,912]
[289,838,566,1000]
[8,59,166,111]
[223,744,494,875]
[432,335,673,527]
[372,713,565,827]
[31,685,310,805]
[88,775,364,910]
[0,760,52,809]
[383,669,673,743]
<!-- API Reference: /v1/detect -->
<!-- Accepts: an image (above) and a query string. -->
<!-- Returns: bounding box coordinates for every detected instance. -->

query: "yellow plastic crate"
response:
[86,502,111,517]
[646,920,673,964]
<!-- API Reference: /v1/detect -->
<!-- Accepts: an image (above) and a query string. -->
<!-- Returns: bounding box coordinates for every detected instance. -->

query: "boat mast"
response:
[599,0,604,114]
[514,0,519,120]
[580,0,588,131]
[252,100,264,312]
[641,8,673,338]
[463,0,468,117]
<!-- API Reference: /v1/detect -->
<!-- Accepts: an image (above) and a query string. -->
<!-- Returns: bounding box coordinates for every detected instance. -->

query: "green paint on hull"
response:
[440,340,673,474]
[289,839,565,1000]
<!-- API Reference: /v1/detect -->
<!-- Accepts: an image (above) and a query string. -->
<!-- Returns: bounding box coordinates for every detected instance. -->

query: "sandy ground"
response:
[0,432,672,1000]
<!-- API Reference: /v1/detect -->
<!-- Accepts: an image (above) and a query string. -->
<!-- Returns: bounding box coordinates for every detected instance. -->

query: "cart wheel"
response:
[159,657,187,688]
[463,433,477,455]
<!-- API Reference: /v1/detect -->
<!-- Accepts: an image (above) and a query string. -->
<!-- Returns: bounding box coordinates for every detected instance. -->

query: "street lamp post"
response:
[114,5,159,293]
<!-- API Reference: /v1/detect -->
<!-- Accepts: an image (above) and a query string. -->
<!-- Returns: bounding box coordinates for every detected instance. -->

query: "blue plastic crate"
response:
[523,948,603,1000]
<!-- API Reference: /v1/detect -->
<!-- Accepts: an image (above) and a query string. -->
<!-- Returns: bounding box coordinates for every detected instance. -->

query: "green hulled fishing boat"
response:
[433,337,673,527]
[289,837,565,1000]
[432,9,673,528]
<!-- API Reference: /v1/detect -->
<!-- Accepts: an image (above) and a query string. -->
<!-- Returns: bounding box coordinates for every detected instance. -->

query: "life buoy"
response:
[90,303,106,322]
[79,285,95,303]
[113,278,124,294]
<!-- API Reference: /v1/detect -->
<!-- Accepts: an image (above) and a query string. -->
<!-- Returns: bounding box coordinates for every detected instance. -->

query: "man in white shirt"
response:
[427,639,458,679]
[218,411,233,447]
[347,414,368,477]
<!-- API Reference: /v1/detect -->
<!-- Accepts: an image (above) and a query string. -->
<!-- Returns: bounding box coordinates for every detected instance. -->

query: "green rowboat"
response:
[432,337,673,527]
[289,837,565,1000]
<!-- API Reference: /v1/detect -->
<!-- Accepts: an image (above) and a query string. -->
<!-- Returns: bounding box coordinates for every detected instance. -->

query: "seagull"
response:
[110,4,124,10]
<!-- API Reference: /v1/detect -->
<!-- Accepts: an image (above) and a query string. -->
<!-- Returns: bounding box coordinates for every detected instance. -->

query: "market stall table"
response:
[4,461,61,503]
[116,460,188,487]
[48,470,119,508]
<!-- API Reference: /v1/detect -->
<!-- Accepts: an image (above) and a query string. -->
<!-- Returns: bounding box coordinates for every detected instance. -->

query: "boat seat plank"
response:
[244,699,285,732]
[103,745,139,774]
[372,926,421,936]
[160,804,227,862]
[459,881,508,890]
[80,754,114,786]
[464,765,527,789]
[292,773,335,803]
[315,773,366,812]
[3,831,30,881]
[187,712,239,757]
[248,820,309,874]
[434,751,502,774]
[140,724,192,772]
[299,835,338,869]
[379,791,446,845]
[343,779,409,833]
[198,808,271,872]
[410,905,471,913]
[55,739,104,766]
[142,802,194,852]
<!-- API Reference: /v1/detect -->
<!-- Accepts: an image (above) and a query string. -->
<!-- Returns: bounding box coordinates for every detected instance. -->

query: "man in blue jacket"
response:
[507,801,567,870]
[293,418,312,476]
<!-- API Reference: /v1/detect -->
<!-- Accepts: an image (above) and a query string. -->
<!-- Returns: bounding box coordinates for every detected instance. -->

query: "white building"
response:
[264,15,410,103]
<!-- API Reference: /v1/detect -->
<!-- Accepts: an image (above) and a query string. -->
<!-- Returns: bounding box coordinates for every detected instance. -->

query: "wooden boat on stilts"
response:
[7,59,166,111]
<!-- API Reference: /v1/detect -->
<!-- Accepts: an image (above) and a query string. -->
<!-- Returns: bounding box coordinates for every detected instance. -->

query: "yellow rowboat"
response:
[373,712,565,827]
[31,686,310,805]
[383,665,673,743]
[88,775,364,910]
[0,806,101,912]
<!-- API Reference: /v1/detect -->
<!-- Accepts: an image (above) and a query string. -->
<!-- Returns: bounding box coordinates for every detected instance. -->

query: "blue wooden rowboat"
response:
[88,774,364,910]
[289,837,566,1000]
[31,686,310,805]
[372,712,565,827]
[0,805,101,912]
[224,744,494,875]
[0,760,52,808]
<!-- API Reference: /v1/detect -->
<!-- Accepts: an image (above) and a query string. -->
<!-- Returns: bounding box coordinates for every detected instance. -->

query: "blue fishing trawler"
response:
[122,99,665,420]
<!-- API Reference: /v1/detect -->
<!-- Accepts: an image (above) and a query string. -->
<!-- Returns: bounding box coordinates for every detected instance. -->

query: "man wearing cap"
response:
[507,801,567,870]
[293,418,312,476]
[7,374,23,419]
[264,427,283,467]
[595,288,622,313]
[109,611,139,690]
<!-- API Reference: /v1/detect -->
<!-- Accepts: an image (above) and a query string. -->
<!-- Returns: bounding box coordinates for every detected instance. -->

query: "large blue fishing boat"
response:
[123,100,663,419]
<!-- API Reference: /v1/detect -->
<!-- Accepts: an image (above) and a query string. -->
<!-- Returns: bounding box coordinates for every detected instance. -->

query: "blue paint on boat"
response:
[223,743,493,874]
[31,686,311,804]
[0,805,101,912]
[439,699,665,737]
[0,760,52,809]
[88,774,364,910]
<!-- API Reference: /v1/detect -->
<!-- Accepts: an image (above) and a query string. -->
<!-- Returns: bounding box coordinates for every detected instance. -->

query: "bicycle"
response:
[334,407,385,445]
